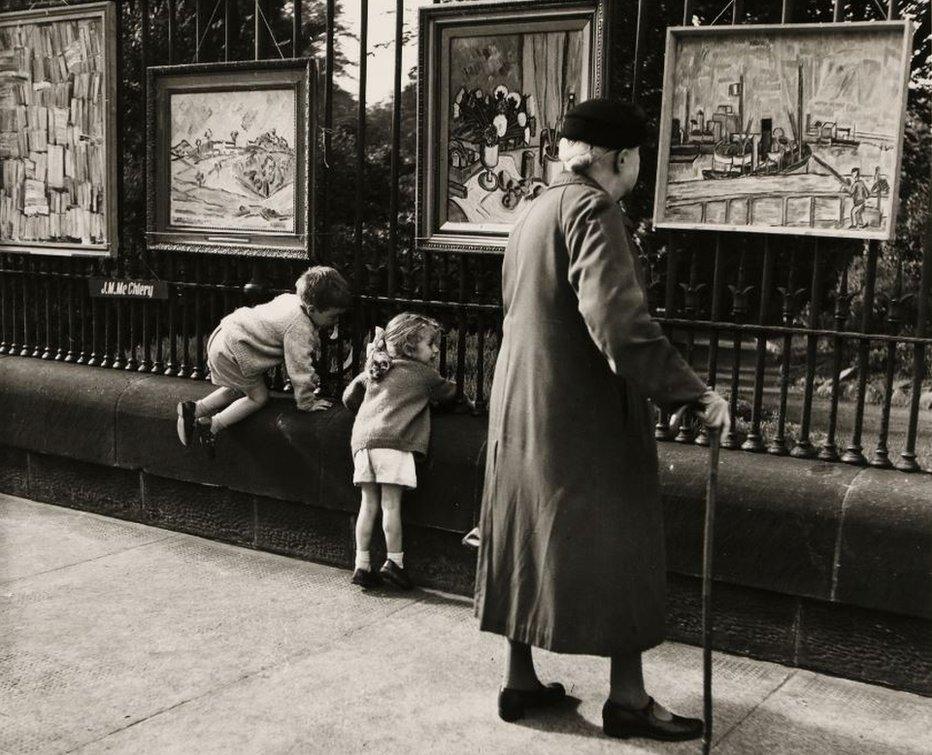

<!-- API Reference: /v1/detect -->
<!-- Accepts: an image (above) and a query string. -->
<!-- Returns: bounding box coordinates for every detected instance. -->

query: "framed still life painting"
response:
[0,2,118,256]
[652,21,912,241]
[147,58,314,258]
[417,0,610,253]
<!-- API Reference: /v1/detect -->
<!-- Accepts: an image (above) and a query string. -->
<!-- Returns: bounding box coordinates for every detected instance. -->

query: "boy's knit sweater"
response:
[219,293,321,409]
[342,360,456,458]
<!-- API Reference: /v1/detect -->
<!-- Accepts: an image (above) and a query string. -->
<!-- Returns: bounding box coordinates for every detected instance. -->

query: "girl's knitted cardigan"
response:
[342,360,456,458]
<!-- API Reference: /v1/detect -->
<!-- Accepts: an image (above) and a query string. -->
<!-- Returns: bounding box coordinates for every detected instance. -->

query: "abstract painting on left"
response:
[0,2,117,256]
[147,59,314,258]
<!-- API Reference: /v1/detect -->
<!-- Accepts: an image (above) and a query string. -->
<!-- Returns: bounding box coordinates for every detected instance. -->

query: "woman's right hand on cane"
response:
[697,389,730,431]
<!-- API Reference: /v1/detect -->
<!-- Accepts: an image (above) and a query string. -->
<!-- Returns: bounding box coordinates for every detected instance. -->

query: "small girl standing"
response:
[342,313,456,589]
[177,266,352,454]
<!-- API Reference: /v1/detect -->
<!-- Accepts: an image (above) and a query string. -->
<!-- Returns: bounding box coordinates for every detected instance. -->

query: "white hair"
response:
[558,138,613,173]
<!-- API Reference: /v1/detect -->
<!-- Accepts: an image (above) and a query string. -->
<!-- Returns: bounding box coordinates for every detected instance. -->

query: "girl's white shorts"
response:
[353,448,417,490]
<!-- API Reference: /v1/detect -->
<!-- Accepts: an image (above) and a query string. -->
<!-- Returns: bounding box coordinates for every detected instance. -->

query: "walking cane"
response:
[701,427,721,755]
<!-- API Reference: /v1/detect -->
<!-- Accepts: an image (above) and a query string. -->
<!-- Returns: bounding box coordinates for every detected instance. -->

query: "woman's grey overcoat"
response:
[474,171,707,657]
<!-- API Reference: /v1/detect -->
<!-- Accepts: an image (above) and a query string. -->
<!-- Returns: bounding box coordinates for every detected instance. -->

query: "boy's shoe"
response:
[176,401,196,447]
[379,559,413,590]
[461,526,481,549]
[195,419,217,459]
[351,568,382,589]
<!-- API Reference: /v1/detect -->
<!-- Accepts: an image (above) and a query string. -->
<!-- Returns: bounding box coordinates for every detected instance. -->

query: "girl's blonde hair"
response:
[558,137,613,173]
[366,312,442,380]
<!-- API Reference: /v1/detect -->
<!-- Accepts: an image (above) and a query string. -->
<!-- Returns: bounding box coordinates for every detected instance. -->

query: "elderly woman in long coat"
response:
[474,100,729,742]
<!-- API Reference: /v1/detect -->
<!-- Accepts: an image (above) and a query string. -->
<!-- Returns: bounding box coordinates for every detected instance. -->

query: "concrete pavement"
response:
[1,493,930,754]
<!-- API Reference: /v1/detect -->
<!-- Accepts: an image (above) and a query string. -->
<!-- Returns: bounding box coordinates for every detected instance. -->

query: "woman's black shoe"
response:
[379,559,413,590]
[602,697,702,741]
[497,682,566,722]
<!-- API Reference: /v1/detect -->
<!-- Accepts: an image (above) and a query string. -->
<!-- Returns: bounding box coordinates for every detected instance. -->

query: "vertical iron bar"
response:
[293,0,301,54]
[833,0,843,22]
[791,240,823,458]
[387,0,403,299]
[722,248,749,449]
[18,257,28,357]
[352,0,369,374]
[254,0,262,59]
[195,0,202,63]
[9,257,20,355]
[192,258,204,379]
[455,255,467,403]
[842,241,877,463]
[819,256,849,461]
[31,258,41,358]
[768,248,797,455]
[697,236,725,446]
[632,0,647,102]
[54,260,65,360]
[112,258,125,369]
[743,237,775,451]
[0,256,7,354]
[164,256,176,375]
[168,0,176,64]
[64,259,75,362]
[656,242,678,440]
[676,250,699,443]
[42,260,52,359]
[871,261,905,467]
[125,255,138,370]
[224,0,230,61]
[897,228,929,471]
[177,265,190,378]
[321,0,335,262]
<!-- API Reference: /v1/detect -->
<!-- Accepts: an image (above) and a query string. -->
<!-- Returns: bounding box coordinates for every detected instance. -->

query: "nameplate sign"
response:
[89,278,170,300]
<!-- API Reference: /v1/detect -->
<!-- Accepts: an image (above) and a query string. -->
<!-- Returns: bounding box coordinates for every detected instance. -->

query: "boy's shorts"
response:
[206,326,264,393]
[353,448,417,490]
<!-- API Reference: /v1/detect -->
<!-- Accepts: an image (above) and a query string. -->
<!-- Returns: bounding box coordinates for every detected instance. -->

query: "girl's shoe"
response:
[498,682,566,722]
[379,559,413,590]
[601,697,702,741]
[351,568,382,589]
[176,401,196,447]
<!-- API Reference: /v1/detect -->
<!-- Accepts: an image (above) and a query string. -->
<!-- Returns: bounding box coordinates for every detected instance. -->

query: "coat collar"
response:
[547,170,636,229]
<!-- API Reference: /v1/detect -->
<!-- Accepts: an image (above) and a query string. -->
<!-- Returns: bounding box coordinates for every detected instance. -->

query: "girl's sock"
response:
[355,550,371,571]
[387,552,404,568]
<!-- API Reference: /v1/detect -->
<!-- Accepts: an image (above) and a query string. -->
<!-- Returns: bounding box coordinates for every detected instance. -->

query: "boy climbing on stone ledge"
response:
[176,265,353,456]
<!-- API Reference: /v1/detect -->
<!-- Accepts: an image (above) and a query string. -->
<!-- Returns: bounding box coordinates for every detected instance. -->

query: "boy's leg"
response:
[354,483,380,571]
[194,386,242,418]
[207,383,269,433]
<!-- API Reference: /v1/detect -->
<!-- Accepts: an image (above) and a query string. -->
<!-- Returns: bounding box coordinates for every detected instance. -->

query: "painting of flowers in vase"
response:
[417,1,609,253]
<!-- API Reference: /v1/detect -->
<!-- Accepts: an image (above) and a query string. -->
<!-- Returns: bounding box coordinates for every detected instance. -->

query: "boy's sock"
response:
[355,550,371,571]
[387,552,404,569]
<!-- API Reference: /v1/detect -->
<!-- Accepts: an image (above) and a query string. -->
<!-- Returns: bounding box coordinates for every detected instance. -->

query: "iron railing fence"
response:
[0,0,928,471]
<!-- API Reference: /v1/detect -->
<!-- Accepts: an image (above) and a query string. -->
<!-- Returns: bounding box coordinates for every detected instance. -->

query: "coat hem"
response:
[475,613,664,658]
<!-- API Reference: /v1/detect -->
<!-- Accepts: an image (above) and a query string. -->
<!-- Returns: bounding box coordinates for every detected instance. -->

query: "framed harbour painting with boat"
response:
[417,0,610,253]
[146,59,314,258]
[653,21,913,241]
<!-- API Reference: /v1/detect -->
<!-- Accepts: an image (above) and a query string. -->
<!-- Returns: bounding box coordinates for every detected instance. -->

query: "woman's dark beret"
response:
[561,99,647,150]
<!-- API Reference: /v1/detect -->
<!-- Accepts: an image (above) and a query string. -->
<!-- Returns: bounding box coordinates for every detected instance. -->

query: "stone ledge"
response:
[0,357,929,623]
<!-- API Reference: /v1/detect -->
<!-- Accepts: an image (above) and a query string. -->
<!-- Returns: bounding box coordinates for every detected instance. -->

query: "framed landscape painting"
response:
[417,0,610,253]
[653,21,912,241]
[147,59,314,258]
[0,2,117,256]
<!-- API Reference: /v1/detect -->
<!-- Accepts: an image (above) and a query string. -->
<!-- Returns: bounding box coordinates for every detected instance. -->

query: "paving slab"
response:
[715,669,932,754]
[0,493,170,583]
[2,494,930,755]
